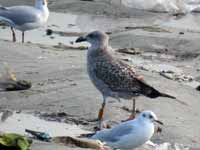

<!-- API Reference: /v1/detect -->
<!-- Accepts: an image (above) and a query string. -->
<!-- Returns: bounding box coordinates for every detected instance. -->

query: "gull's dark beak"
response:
[155,120,164,125]
[75,36,86,43]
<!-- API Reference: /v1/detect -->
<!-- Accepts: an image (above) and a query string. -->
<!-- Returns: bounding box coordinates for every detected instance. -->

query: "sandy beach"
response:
[0,0,200,149]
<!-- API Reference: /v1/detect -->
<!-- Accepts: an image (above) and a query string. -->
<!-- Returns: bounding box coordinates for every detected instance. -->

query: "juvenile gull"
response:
[0,0,49,43]
[76,31,180,128]
[91,110,163,149]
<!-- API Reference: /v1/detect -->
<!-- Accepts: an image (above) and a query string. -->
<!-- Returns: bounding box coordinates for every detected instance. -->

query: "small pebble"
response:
[46,29,53,36]
[196,85,200,91]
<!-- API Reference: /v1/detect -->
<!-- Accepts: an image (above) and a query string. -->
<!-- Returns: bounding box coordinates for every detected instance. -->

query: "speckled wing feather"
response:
[93,55,154,97]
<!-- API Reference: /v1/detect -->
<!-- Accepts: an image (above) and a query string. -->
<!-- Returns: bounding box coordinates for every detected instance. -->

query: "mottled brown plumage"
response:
[93,57,156,97]
[87,45,175,100]
[76,31,176,128]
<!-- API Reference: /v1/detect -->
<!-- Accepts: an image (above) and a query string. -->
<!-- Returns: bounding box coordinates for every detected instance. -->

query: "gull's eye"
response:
[142,114,146,118]
[149,115,153,119]
[88,34,95,38]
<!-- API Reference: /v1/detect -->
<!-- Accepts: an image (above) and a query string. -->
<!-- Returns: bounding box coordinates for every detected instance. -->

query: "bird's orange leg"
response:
[97,98,106,130]
[11,27,16,42]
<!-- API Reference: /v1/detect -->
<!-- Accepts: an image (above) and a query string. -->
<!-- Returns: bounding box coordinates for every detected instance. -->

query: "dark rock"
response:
[46,29,53,36]
[196,85,200,91]
[5,80,32,91]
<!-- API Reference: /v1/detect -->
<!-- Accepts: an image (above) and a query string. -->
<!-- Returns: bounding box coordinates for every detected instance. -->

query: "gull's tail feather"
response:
[157,91,188,106]
[145,87,175,99]
[159,92,176,99]
[145,87,188,106]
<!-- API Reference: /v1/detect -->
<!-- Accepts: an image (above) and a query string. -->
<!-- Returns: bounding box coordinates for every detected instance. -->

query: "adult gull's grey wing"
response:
[91,120,136,142]
[0,6,42,26]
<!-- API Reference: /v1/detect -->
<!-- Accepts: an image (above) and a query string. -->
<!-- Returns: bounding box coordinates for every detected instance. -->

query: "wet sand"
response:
[0,0,200,149]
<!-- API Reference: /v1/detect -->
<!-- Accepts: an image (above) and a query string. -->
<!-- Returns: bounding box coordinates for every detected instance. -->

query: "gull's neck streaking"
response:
[35,0,49,22]
[89,39,109,53]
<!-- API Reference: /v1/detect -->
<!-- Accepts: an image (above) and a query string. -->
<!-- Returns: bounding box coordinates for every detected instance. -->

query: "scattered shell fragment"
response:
[160,72,193,82]
[117,48,142,55]
[134,142,190,150]
[125,26,172,33]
